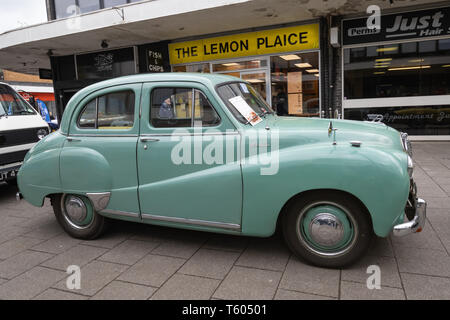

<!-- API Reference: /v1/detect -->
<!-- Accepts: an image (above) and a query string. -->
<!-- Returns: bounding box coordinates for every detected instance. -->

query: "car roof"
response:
[87,72,241,89]
[60,72,244,134]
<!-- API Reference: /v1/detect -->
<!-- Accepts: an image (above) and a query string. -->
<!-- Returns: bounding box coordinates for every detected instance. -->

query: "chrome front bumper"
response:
[393,198,426,237]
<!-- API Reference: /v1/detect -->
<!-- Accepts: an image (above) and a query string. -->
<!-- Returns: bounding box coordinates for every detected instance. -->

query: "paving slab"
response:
[53,260,128,296]
[340,281,405,300]
[151,237,205,259]
[179,249,239,280]
[402,273,450,300]
[34,288,89,300]
[341,255,402,288]
[41,245,108,271]
[0,266,66,300]
[151,274,220,300]
[80,231,130,249]
[0,236,44,260]
[274,289,335,300]
[118,254,185,287]
[31,233,82,255]
[279,257,340,298]
[92,280,156,300]
[213,266,282,300]
[235,238,290,272]
[99,239,158,265]
[23,221,63,240]
[0,250,53,279]
[395,246,450,278]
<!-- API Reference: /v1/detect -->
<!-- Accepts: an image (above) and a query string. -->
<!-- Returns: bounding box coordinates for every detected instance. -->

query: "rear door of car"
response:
[137,81,243,231]
[61,83,141,215]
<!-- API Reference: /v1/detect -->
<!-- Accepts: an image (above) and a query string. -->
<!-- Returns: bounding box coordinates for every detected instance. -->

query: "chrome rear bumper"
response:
[393,198,426,237]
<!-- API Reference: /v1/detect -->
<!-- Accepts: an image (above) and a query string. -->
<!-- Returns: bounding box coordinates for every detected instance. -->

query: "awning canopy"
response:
[0,0,444,75]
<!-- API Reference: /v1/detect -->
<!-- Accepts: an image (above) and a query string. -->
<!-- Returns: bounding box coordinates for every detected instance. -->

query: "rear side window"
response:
[150,87,220,128]
[78,90,135,129]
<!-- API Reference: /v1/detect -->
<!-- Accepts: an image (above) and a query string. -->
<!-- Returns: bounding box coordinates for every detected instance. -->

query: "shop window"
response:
[270,52,320,117]
[345,105,450,136]
[344,39,450,99]
[104,0,127,7]
[77,0,101,14]
[172,63,210,73]
[150,88,219,128]
[76,47,135,80]
[54,0,77,19]
[78,90,135,129]
[212,59,267,72]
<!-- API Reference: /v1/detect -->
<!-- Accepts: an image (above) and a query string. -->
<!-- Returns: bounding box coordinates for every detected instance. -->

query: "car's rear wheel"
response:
[51,193,107,240]
[282,191,373,268]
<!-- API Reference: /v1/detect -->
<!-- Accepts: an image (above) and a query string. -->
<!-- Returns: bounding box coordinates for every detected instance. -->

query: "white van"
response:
[0,82,50,184]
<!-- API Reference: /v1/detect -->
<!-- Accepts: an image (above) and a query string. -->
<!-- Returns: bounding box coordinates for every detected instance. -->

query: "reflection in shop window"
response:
[344,39,450,99]
[55,0,77,19]
[172,64,210,73]
[270,52,319,117]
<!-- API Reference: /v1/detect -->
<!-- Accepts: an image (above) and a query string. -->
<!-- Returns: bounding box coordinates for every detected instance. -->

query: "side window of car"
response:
[78,99,96,128]
[151,88,220,128]
[77,90,135,129]
[193,90,220,127]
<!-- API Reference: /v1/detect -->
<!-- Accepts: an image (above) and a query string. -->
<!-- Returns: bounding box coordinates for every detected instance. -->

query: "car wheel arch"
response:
[275,188,374,234]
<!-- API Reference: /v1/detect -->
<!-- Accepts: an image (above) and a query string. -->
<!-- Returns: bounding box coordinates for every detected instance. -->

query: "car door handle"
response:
[67,137,81,142]
[140,137,160,143]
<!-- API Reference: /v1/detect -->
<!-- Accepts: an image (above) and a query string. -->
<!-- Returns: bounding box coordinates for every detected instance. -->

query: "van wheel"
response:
[282,191,373,268]
[51,194,107,240]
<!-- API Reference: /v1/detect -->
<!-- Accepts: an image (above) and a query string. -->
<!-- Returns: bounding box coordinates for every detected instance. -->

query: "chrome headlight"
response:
[37,128,49,140]
[407,155,414,178]
[400,132,412,156]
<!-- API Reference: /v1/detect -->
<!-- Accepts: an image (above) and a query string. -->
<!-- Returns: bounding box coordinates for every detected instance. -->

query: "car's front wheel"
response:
[51,193,107,240]
[282,191,373,268]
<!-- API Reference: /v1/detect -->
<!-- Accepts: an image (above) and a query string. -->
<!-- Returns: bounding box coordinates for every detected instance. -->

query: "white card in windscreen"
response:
[228,96,262,126]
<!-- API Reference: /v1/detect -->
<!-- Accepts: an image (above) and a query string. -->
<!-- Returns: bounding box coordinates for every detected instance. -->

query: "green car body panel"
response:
[17,73,410,238]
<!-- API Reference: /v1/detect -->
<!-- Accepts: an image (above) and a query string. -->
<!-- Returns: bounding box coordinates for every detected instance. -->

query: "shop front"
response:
[169,23,322,117]
[342,6,450,138]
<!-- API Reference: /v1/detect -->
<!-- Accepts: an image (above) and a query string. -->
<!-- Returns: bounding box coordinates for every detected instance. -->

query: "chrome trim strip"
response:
[68,134,138,137]
[140,132,239,137]
[101,209,140,218]
[141,213,241,230]
[86,192,111,212]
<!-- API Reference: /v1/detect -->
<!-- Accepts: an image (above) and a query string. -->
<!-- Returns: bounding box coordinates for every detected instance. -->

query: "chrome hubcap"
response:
[64,196,87,223]
[296,201,358,257]
[308,213,344,247]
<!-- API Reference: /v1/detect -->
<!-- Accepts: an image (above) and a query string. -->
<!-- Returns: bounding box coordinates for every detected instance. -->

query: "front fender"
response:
[241,143,410,237]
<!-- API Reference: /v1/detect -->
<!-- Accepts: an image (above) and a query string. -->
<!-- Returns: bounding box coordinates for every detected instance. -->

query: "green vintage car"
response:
[16,73,426,268]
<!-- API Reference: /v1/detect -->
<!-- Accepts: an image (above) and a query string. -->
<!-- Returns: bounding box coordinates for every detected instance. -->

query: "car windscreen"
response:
[0,84,37,117]
[216,82,273,123]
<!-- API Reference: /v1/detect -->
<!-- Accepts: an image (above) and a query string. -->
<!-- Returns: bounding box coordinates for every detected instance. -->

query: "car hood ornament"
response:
[328,121,338,145]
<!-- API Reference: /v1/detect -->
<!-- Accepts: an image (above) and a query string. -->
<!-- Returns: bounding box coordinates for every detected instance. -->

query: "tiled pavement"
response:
[0,142,449,300]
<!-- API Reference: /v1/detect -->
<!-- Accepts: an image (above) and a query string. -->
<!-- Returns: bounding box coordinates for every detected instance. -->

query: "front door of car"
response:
[137,82,242,230]
[62,83,141,216]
